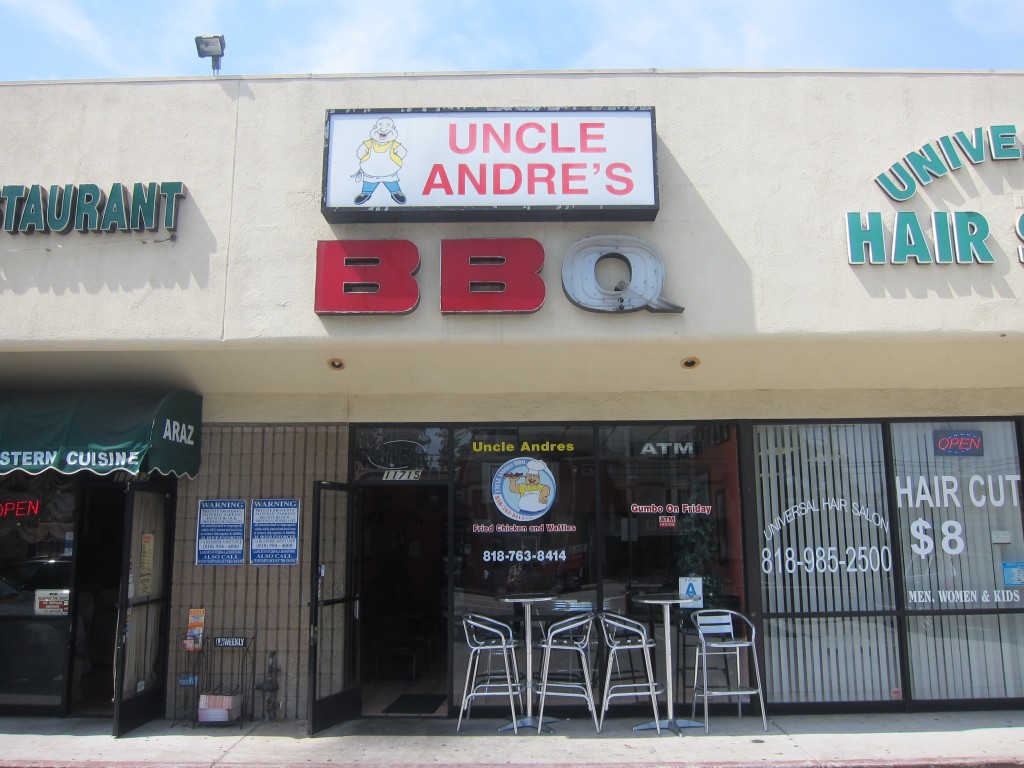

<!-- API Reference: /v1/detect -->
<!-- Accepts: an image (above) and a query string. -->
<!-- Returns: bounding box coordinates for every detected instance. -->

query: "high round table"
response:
[499,594,555,732]
[633,593,703,735]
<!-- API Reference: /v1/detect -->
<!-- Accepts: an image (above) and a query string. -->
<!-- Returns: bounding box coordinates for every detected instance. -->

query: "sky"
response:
[0,0,1021,82]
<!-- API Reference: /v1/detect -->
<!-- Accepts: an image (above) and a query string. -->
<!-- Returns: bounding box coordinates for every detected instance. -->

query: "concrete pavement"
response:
[1,710,1023,768]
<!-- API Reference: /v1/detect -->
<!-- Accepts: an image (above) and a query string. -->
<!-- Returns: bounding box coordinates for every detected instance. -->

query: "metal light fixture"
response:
[195,35,226,75]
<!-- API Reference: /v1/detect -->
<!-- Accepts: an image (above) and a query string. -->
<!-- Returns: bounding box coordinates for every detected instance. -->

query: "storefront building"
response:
[1,69,1023,734]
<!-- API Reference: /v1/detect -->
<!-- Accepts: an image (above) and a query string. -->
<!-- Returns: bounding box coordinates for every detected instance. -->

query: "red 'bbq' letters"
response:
[314,239,545,315]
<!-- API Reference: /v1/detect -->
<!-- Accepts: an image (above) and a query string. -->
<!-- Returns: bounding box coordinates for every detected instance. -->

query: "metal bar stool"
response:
[690,609,768,733]
[535,611,599,733]
[457,613,523,733]
[596,612,662,734]
[676,609,730,705]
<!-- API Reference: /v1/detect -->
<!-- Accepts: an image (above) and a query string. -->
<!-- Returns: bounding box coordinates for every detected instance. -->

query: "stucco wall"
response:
[2,70,1023,416]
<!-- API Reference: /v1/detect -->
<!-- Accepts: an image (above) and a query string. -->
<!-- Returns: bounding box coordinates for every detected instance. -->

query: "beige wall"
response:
[206,386,1024,424]
[2,71,1024,418]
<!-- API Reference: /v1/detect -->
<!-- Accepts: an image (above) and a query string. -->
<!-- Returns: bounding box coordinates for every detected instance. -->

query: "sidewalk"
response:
[1,710,1022,768]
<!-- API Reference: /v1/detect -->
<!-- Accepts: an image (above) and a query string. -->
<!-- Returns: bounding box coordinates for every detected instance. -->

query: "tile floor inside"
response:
[361,648,448,717]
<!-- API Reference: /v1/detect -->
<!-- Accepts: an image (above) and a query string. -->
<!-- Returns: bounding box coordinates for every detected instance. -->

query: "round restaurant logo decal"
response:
[491,457,556,522]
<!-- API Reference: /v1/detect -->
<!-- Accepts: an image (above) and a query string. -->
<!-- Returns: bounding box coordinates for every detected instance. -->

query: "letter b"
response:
[440,238,545,313]
[315,240,420,314]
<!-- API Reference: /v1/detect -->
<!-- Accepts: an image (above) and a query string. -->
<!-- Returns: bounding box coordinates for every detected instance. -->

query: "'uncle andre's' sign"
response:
[322,108,658,223]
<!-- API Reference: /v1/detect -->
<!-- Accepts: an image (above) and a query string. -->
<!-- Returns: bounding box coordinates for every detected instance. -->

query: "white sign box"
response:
[679,576,704,608]
[323,107,659,223]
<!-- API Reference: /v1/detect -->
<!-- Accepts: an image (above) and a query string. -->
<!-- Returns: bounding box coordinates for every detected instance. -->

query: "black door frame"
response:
[112,477,176,737]
[307,481,362,734]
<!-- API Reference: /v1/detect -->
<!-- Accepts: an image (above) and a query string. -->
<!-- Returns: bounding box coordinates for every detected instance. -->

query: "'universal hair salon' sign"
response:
[846,124,1024,265]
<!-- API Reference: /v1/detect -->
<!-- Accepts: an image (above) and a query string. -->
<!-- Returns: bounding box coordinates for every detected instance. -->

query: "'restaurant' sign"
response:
[322,107,658,223]
[0,182,186,234]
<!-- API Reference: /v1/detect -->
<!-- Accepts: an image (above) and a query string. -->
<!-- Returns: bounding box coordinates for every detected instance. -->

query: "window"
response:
[891,421,1024,700]
[755,424,899,703]
[452,426,596,616]
[599,424,742,613]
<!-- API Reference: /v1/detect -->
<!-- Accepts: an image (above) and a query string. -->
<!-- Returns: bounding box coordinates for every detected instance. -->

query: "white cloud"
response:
[0,0,124,74]
[265,0,450,74]
[950,0,1024,39]
[570,0,840,69]
[261,0,630,75]
[0,0,226,79]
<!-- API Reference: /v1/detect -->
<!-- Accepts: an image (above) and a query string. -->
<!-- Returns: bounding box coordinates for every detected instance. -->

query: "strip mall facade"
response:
[1,69,1023,734]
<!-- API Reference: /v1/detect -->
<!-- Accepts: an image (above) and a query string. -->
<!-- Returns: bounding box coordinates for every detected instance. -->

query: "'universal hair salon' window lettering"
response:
[755,424,895,613]
[754,423,901,704]
[846,124,1023,265]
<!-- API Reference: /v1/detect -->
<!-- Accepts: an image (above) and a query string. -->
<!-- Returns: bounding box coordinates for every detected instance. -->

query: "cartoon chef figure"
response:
[352,117,408,205]
[504,459,552,513]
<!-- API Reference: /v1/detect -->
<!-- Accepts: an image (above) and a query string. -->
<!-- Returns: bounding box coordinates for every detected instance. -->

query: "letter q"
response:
[561,236,683,313]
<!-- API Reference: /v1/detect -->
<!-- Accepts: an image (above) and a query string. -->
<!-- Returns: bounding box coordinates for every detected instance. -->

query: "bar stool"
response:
[457,614,523,733]
[676,610,726,704]
[690,609,768,733]
[535,612,599,732]
[596,612,662,733]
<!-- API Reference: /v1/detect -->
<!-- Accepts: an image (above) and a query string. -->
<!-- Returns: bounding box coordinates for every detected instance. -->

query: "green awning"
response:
[0,390,202,478]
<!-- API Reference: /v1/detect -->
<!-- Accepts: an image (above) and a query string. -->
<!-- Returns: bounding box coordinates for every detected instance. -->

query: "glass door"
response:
[112,481,174,737]
[308,481,362,734]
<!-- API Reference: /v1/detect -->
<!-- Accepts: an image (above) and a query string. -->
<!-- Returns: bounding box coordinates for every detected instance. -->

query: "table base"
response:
[633,717,704,736]
[498,715,557,733]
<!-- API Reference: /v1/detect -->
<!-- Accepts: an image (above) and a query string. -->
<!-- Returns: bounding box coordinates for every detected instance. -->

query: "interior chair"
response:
[457,614,523,733]
[690,609,768,733]
[596,612,662,733]
[535,611,599,732]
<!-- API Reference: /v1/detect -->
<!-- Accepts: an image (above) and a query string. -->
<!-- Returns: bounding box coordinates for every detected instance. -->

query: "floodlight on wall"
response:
[195,35,226,75]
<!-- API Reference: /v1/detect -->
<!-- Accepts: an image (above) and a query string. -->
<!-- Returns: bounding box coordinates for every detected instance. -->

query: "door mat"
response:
[383,693,447,715]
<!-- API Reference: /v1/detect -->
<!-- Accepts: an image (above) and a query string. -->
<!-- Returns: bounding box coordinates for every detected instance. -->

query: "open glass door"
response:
[112,481,174,737]
[308,481,362,734]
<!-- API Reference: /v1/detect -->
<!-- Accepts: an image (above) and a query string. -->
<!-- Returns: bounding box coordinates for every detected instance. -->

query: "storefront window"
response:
[755,424,899,703]
[762,615,900,702]
[360,418,1024,712]
[891,421,1024,700]
[452,426,595,617]
[599,424,742,615]
[0,472,76,707]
